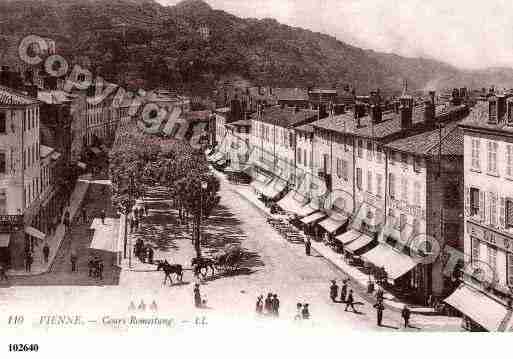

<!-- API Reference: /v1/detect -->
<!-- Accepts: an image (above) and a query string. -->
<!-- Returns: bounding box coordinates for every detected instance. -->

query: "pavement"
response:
[8,175,92,277]
[227,175,436,315]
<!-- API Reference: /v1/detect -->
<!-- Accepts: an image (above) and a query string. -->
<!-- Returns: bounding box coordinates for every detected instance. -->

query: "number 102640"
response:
[8,344,39,352]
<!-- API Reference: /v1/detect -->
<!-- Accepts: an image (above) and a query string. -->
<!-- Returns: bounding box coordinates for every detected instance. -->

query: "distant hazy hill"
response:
[2,0,513,96]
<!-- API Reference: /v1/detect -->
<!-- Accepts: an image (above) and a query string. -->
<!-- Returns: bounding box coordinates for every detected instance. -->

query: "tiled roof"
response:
[251,106,318,128]
[0,85,39,106]
[459,102,513,135]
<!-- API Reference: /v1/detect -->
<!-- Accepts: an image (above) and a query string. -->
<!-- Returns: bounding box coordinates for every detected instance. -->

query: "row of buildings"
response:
[209,86,513,331]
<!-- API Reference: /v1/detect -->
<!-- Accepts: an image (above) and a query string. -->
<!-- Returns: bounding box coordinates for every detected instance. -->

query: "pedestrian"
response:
[43,243,50,263]
[330,280,339,302]
[344,289,356,312]
[147,246,154,264]
[194,284,202,308]
[401,305,411,328]
[138,300,146,311]
[100,209,106,225]
[301,303,310,320]
[272,294,280,317]
[98,258,104,280]
[0,264,8,281]
[88,256,94,277]
[376,286,384,304]
[264,293,273,315]
[25,252,33,272]
[340,280,348,302]
[81,207,87,224]
[305,238,311,256]
[128,301,136,311]
[294,303,303,320]
[71,250,78,272]
[374,300,385,326]
[150,300,158,311]
[255,295,264,315]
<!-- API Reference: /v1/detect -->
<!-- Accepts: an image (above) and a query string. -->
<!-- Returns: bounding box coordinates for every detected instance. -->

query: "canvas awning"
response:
[362,243,418,281]
[0,234,10,247]
[300,211,327,225]
[318,213,349,234]
[25,226,47,240]
[277,191,308,215]
[261,178,287,199]
[344,233,375,254]
[444,285,511,332]
[335,229,362,245]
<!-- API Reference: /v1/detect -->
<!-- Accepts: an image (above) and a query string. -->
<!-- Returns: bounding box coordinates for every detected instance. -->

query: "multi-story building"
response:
[446,96,513,331]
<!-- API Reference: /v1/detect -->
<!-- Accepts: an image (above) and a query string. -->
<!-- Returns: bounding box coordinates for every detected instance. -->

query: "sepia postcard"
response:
[0,0,512,356]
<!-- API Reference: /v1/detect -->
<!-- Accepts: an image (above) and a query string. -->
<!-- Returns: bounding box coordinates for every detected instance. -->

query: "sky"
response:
[157,0,513,70]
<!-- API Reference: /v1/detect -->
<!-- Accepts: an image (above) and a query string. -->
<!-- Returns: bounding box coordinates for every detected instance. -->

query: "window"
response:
[472,237,480,264]
[470,187,480,216]
[342,160,348,180]
[401,177,408,203]
[487,141,498,174]
[303,149,307,167]
[356,168,362,190]
[389,151,395,166]
[389,173,396,199]
[367,170,372,193]
[506,199,513,229]
[357,139,363,158]
[0,152,5,173]
[376,145,383,163]
[289,133,294,148]
[471,138,481,170]
[488,192,498,227]
[413,157,422,173]
[413,181,421,205]
[0,111,5,133]
[322,154,330,173]
[336,158,342,178]
[507,145,513,177]
[297,148,302,165]
[508,253,513,286]
[376,174,383,197]
[487,245,497,274]
[367,141,373,160]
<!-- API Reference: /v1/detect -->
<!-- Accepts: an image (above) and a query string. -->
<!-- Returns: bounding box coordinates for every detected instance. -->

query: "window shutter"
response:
[479,191,486,222]
[500,197,506,229]
[464,186,470,216]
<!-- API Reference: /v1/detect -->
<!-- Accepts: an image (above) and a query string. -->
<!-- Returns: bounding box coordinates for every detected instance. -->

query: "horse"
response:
[191,257,216,278]
[156,260,183,285]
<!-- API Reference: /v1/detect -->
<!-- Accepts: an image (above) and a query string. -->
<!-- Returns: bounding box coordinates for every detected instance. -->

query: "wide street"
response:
[0,173,462,333]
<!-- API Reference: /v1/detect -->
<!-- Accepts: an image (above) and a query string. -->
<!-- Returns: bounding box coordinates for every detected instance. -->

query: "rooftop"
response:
[459,101,513,135]
[251,106,318,128]
[274,88,309,101]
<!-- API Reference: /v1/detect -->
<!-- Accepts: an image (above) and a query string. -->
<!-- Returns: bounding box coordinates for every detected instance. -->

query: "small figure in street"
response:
[147,245,154,264]
[376,286,384,304]
[150,300,158,311]
[305,238,311,256]
[98,258,104,280]
[138,300,146,311]
[401,305,411,328]
[194,284,202,308]
[374,300,385,326]
[70,250,78,272]
[301,303,310,320]
[264,293,273,315]
[340,280,348,302]
[255,295,264,315]
[25,252,33,272]
[272,294,280,317]
[344,289,357,313]
[100,209,106,225]
[88,256,94,277]
[43,243,50,264]
[81,207,87,224]
[0,264,8,282]
[330,280,339,302]
[294,303,302,320]
[128,301,136,311]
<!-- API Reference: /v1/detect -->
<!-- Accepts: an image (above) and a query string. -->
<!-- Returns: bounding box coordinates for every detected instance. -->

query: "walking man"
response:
[0,264,8,282]
[255,295,264,315]
[374,300,385,326]
[301,303,310,320]
[344,289,357,312]
[100,209,106,225]
[43,243,50,264]
[305,238,311,256]
[401,305,411,328]
[272,294,280,317]
[147,246,154,264]
[340,280,348,302]
[25,251,33,272]
[330,280,339,302]
[264,293,273,315]
[70,250,78,272]
[194,284,202,308]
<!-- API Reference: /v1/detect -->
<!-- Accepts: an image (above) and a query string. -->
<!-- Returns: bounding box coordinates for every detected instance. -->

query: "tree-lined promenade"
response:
[109,117,220,259]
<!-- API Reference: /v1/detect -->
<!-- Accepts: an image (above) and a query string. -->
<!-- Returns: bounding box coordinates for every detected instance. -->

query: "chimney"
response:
[488,95,498,124]
[400,95,414,130]
[425,91,436,122]
[497,94,506,122]
[507,97,513,125]
[269,87,273,96]
[370,104,382,124]
[394,100,400,114]
[354,102,366,128]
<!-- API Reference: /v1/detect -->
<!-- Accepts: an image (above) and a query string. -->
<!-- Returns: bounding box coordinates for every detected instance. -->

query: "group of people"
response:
[134,239,154,264]
[129,300,158,311]
[255,293,280,317]
[295,303,310,320]
[88,255,104,280]
[329,279,357,312]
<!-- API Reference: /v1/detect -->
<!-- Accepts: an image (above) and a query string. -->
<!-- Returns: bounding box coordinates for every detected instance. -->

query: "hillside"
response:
[1,0,513,97]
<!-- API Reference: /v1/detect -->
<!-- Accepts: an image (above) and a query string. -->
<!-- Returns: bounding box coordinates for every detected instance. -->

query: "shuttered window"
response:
[389,173,396,198]
[376,174,383,197]
[367,170,372,193]
[507,145,513,177]
[487,245,497,274]
[401,177,408,203]
[471,138,480,170]
[508,253,513,286]
[487,141,498,174]
[472,237,480,264]
[367,141,373,160]
[356,168,362,190]
[479,191,486,222]
[488,192,498,227]
[506,199,513,229]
